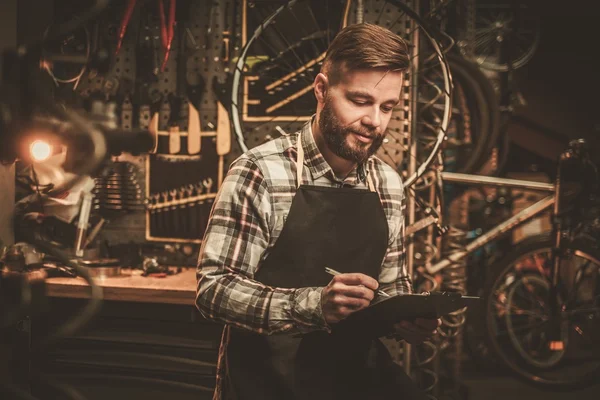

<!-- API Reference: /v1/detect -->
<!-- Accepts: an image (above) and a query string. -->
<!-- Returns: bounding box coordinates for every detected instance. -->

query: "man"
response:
[196,23,438,400]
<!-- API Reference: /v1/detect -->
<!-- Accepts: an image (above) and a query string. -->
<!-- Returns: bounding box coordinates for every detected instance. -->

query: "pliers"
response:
[115,0,177,73]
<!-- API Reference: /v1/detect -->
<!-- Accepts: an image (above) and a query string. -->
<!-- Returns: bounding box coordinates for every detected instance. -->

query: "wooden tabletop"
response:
[45,267,197,305]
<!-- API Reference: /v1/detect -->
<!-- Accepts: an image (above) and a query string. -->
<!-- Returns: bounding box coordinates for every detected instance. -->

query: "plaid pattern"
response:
[196,120,411,398]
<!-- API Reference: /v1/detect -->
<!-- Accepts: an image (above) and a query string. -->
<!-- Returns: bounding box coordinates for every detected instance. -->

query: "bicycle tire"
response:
[483,233,600,390]
[448,53,501,162]
[447,53,501,174]
[445,54,490,174]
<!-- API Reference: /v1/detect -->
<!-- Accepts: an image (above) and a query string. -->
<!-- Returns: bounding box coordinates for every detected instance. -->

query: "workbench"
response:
[31,268,221,400]
[45,267,197,305]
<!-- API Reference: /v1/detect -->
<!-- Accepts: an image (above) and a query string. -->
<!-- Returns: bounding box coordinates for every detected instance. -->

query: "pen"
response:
[325,267,390,298]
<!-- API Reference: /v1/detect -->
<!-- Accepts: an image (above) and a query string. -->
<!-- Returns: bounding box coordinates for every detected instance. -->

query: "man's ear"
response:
[314,73,329,104]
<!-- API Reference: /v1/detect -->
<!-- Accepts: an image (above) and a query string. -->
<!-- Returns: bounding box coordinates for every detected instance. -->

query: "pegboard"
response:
[230,0,419,182]
[47,0,440,246]
[49,0,242,244]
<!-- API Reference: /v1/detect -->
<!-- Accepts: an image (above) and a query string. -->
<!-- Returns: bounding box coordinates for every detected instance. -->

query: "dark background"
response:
[513,1,600,148]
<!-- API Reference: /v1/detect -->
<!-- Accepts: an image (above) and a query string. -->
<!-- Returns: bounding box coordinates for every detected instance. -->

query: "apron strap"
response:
[296,132,377,193]
[296,133,306,189]
[365,169,376,193]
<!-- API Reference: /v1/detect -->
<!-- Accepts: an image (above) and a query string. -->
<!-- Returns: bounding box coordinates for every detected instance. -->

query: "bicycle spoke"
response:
[375,1,388,26]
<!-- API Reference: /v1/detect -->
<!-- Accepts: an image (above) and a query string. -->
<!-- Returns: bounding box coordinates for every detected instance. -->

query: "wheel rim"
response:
[487,245,600,387]
[504,274,567,368]
[230,0,451,188]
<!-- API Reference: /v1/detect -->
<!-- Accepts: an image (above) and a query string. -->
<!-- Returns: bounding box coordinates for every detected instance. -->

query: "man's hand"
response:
[391,318,441,344]
[321,273,378,325]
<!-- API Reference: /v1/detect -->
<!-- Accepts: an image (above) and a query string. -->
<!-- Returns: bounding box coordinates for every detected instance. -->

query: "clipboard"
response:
[332,291,481,339]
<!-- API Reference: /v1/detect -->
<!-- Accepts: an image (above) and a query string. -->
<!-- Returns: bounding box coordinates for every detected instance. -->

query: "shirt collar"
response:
[299,117,369,186]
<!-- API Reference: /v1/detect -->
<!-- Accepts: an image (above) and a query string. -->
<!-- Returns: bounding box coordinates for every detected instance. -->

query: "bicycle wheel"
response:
[483,234,600,389]
[444,53,500,174]
[462,0,540,72]
[230,0,451,188]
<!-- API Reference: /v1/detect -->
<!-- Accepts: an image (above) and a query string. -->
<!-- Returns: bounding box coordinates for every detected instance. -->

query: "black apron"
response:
[224,134,425,400]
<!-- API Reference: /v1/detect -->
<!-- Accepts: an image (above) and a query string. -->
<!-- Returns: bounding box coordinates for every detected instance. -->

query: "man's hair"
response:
[322,23,409,85]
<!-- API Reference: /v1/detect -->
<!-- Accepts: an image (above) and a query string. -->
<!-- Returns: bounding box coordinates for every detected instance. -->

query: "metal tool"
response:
[158,190,170,235]
[168,189,178,236]
[116,0,177,67]
[158,0,176,72]
[182,184,195,237]
[202,177,214,194]
[149,193,160,235]
[115,0,137,55]
[222,2,231,62]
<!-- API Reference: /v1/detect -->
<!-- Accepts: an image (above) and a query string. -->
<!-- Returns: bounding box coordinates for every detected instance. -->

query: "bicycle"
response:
[418,138,600,389]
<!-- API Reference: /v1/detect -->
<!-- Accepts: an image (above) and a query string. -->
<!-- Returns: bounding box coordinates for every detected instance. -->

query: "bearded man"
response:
[196,23,438,400]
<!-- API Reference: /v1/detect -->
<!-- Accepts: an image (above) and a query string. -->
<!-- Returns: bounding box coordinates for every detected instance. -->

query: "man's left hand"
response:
[391,318,441,344]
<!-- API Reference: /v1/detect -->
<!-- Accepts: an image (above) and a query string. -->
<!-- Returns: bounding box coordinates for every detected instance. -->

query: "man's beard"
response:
[318,98,385,164]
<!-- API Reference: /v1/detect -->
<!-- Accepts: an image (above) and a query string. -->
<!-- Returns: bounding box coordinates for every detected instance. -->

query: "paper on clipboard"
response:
[332,292,481,339]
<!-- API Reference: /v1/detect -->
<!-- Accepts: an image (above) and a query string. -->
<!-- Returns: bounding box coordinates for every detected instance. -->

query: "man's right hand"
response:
[321,273,378,325]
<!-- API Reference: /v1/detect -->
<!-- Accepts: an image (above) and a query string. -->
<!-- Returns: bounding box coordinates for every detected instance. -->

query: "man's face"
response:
[318,68,403,164]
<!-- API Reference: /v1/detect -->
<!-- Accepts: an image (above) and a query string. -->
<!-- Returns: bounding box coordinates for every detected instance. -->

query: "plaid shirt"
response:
[196,119,411,330]
[196,120,411,398]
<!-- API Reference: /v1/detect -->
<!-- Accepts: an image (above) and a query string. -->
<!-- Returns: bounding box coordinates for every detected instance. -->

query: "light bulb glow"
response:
[30,140,52,162]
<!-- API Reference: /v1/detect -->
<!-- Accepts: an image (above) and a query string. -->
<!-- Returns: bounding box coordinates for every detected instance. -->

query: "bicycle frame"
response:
[425,172,555,274]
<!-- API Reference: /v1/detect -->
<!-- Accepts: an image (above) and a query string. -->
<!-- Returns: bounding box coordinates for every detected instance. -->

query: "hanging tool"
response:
[187,103,201,154]
[178,185,190,237]
[173,11,193,155]
[159,0,177,72]
[168,188,179,236]
[158,190,170,236]
[186,73,205,155]
[135,1,159,81]
[166,97,182,154]
[188,182,203,238]
[115,0,175,71]
[221,2,232,63]
[148,98,202,155]
[115,0,137,55]
[149,193,160,235]
[204,1,218,51]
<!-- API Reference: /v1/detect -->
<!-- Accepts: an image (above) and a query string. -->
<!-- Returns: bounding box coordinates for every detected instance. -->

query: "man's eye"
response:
[352,99,366,105]
[381,106,393,113]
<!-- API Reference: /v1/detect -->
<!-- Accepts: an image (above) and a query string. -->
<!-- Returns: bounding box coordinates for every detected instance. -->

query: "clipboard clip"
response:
[421,291,462,298]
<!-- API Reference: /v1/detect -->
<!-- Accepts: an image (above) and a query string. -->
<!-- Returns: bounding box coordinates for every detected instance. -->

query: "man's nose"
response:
[361,107,381,131]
